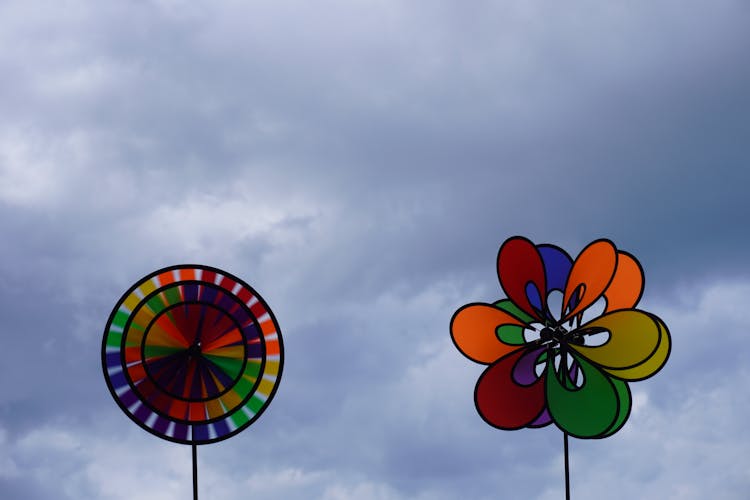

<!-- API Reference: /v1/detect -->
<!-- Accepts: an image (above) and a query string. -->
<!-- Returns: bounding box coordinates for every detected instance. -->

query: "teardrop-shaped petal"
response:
[494,299,535,345]
[451,303,525,364]
[599,377,631,438]
[571,310,669,380]
[546,353,632,439]
[562,240,617,321]
[598,313,671,381]
[475,347,547,430]
[538,244,574,294]
[603,251,644,313]
[497,237,546,321]
[528,408,553,428]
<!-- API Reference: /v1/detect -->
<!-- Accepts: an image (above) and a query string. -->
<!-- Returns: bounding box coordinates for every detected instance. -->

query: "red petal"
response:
[475,348,547,430]
[497,237,546,321]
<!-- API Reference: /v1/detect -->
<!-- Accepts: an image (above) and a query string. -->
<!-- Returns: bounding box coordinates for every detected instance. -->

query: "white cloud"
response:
[0,129,88,206]
[0,428,20,479]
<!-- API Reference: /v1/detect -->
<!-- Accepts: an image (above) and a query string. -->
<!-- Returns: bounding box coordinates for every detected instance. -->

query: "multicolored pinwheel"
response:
[102,265,283,498]
[450,237,670,496]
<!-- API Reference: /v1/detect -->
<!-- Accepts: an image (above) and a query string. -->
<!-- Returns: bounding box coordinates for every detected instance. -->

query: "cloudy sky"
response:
[1,0,749,498]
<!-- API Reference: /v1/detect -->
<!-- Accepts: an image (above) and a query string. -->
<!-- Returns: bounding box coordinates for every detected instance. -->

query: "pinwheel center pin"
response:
[187,341,202,357]
[538,325,585,346]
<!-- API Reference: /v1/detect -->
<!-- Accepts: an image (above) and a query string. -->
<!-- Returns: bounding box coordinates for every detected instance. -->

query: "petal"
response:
[597,313,671,381]
[497,237,546,321]
[475,347,547,430]
[538,244,573,294]
[528,407,553,428]
[562,240,617,321]
[572,310,670,380]
[603,251,644,313]
[599,378,631,438]
[451,303,525,364]
[546,353,632,439]
[494,299,535,345]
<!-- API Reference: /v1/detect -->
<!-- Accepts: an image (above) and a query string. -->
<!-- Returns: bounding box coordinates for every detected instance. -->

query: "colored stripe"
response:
[133,403,152,423]
[219,277,236,293]
[189,402,206,421]
[250,302,267,318]
[236,288,253,304]
[109,370,128,390]
[153,415,171,435]
[260,319,276,336]
[256,377,275,397]
[138,280,157,297]
[192,424,210,441]
[212,418,231,438]
[247,395,265,414]
[263,360,280,377]
[119,388,139,408]
[230,408,251,428]
[264,339,280,356]
[111,310,131,330]
[105,352,121,369]
[157,270,176,287]
[206,399,224,419]
[172,422,189,441]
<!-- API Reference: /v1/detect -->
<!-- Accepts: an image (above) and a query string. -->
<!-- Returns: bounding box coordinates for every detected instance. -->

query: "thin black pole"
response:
[560,343,571,500]
[564,432,570,500]
[192,443,198,500]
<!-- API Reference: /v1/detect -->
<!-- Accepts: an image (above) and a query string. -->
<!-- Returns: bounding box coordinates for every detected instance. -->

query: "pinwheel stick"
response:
[560,343,572,500]
[193,444,199,500]
[564,432,570,500]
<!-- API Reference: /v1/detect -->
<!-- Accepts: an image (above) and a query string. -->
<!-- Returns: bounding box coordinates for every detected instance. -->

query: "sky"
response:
[0,0,749,498]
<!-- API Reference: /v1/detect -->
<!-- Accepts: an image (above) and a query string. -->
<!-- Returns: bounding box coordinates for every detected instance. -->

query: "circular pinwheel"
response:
[450,237,671,497]
[102,265,283,446]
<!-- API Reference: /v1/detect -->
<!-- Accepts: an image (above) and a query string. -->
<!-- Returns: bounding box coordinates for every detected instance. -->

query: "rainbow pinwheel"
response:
[102,265,283,499]
[451,237,670,439]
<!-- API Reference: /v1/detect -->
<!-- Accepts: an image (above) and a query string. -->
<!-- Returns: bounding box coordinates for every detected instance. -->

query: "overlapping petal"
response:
[562,240,617,321]
[475,347,547,430]
[494,299,535,345]
[497,237,547,321]
[538,244,574,294]
[450,303,525,364]
[572,310,670,380]
[591,314,671,381]
[546,353,631,439]
[603,252,644,313]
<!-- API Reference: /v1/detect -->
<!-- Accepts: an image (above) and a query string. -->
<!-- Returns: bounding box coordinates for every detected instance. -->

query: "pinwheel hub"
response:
[187,341,202,357]
[539,325,584,346]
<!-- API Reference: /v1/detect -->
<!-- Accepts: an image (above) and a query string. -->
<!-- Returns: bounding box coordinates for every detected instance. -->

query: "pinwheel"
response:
[102,265,283,499]
[450,237,670,498]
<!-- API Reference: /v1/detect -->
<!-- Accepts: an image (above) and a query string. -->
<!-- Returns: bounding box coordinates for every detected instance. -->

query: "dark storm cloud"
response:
[1,1,749,499]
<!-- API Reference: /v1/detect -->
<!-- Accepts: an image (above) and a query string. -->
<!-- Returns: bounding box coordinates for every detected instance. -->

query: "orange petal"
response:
[450,303,525,364]
[603,251,644,312]
[562,240,617,321]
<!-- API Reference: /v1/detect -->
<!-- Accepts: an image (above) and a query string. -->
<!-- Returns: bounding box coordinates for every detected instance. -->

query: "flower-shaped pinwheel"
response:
[450,237,671,439]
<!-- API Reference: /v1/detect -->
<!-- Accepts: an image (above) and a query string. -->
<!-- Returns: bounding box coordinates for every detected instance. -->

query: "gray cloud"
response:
[1,0,749,498]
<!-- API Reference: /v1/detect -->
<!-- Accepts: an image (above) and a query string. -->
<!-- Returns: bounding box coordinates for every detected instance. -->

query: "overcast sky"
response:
[1,1,749,499]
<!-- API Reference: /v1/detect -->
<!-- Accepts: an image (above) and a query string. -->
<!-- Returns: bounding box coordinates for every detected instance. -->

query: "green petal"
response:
[600,377,631,438]
[494,299,534,345]
[546,353,632,439]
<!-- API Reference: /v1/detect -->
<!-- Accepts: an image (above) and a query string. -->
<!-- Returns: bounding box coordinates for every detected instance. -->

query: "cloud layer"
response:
[1,1,749,498]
